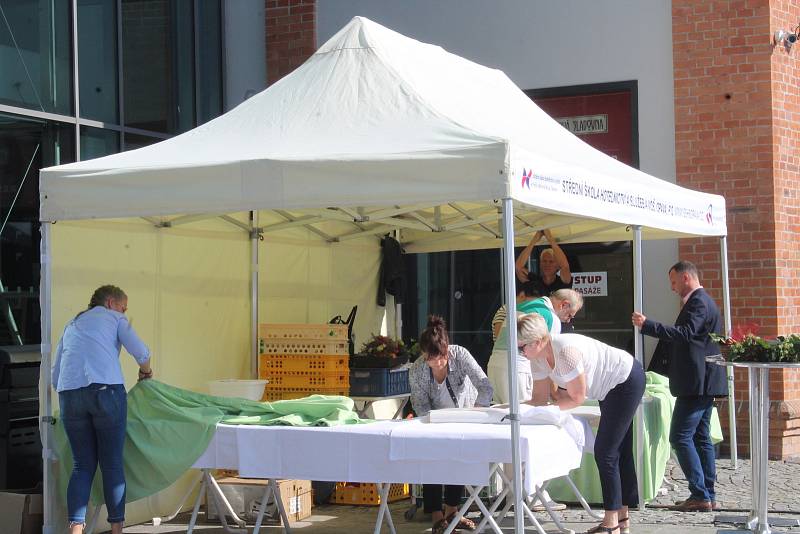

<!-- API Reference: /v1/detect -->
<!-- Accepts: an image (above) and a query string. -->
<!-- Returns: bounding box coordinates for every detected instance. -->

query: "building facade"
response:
[0,0,267,347]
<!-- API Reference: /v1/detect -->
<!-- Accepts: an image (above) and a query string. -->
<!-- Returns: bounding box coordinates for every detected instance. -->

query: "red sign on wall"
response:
[533,91,634,166]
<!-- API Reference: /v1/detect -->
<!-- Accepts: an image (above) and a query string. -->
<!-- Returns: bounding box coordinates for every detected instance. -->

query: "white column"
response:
[501,198,524,534]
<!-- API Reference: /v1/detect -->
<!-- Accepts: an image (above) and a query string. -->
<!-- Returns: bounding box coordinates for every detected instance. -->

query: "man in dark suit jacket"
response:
[632,260,727,512]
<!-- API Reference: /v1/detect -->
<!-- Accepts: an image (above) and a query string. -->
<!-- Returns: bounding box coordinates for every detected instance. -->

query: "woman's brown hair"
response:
[75,285,127,319]
[419,315,449,358]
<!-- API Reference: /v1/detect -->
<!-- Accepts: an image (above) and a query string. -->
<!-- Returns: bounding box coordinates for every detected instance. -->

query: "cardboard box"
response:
[0,492,42,534]
[208,478,312,524]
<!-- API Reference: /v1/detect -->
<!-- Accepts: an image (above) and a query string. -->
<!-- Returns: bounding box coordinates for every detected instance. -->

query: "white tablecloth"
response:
[193,418,585,494]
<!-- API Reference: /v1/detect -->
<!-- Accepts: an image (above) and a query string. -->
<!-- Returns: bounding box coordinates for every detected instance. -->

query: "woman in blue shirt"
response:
[52,285,152,534]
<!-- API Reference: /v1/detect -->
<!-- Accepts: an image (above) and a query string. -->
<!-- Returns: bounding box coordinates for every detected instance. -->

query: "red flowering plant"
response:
[710,322,800,363]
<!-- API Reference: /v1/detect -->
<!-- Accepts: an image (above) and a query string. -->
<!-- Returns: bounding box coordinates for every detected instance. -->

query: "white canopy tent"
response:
[39,17,733,534]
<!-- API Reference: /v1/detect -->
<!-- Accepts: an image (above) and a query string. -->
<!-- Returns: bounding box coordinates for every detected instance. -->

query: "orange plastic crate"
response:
[261,370,350,389]
[259,353,348,373]
[259,323,348,341]
[260,339,349,356]
[330,482,409,506]
[260,387,349,402]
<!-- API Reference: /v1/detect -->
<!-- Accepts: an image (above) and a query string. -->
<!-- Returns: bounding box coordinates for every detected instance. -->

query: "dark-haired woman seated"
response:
[408,315,493,534]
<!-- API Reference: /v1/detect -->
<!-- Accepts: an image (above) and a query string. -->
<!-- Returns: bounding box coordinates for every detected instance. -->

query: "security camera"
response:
[775,29,797,51]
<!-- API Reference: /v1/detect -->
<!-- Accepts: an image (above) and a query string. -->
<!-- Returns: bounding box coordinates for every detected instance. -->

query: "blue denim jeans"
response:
[60,383,127,524]
[670,396,716,502]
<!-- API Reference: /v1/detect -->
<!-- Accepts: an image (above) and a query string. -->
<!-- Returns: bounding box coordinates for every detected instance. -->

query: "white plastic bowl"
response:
[208,379,268,401]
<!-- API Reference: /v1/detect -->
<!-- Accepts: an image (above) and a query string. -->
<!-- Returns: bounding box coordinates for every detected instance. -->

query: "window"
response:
[0,113,75,343]
[80,126,119,160]
[122,0,222,134]
[78,0,119,122]
[0,0,72,114]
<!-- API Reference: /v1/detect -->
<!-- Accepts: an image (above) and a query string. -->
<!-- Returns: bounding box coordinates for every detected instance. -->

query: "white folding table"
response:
[190,417,587,534]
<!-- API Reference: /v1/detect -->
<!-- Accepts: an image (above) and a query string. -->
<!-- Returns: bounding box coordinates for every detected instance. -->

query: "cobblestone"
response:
[127,458,800,533]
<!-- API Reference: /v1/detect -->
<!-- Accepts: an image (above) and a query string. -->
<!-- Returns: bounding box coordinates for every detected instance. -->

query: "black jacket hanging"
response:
[377,236,406,306]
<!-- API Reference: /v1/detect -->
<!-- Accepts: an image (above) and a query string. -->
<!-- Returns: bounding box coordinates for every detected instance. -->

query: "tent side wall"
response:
[258,229,386,345]
[44,216,385,530]
[50,219,253,391]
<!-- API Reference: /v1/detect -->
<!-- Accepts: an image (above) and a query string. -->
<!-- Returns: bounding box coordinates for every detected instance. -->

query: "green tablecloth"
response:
[52,380,363,505]
[547,372,724,504]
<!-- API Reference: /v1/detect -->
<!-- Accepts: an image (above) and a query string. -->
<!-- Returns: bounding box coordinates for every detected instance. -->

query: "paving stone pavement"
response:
[549,457,800,531]
[125,458,800,533]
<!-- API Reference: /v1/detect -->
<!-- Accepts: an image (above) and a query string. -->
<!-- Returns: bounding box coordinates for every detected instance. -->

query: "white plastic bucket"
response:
[208,379,268,401]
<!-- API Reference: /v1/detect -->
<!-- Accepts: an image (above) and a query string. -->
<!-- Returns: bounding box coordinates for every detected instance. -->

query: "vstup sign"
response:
[572,272,607,297]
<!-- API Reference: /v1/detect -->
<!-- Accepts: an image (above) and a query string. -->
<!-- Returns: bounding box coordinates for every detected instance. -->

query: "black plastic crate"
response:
[349,368,410,396]
[349,353,408,369]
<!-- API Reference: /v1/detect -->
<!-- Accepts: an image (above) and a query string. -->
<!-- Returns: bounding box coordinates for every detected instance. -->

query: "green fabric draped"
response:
[53,380,364,504]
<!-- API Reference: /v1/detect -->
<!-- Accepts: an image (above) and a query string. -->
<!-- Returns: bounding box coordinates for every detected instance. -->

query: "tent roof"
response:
[40,16,726,250]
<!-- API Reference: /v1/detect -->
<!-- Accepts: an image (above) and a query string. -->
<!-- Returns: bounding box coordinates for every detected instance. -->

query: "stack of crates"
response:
[258,323,350,401]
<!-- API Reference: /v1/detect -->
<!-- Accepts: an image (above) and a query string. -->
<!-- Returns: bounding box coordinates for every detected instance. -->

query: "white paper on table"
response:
[427,406,508,423]
[426,404,564,425]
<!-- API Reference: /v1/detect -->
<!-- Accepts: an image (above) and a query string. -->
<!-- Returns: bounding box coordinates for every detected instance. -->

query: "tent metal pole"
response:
[40,221,56,534]
[395,229,403,339]
[720,236,738,469]
[501,198,524,534]
[250,211,259,378]
[632,225,645,511]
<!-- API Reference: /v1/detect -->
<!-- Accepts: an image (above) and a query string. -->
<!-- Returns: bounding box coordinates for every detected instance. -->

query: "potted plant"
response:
[710,332,800,363]
[350,334,416,368]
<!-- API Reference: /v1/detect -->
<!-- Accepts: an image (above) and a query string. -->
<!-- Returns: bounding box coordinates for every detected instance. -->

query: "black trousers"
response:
[422,484,463,513]
[595,359,646,511]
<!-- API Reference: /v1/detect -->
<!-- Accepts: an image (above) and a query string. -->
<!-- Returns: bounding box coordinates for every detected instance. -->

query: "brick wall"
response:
[673,0,800,459]
[265,0,316,85]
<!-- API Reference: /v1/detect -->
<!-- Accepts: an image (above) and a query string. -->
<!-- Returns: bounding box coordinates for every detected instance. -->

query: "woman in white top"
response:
[517,313,645,534]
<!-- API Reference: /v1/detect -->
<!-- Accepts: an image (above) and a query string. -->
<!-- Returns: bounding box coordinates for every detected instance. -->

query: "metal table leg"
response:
[187,473,208,534]
[84,504,101,534]
[718,366,800,534]
[716,367,761,529]
[560,475,603,520]
[206,471,247,530]
[390,397,409,420]
[373,482,397,534]
[253,478,292,534]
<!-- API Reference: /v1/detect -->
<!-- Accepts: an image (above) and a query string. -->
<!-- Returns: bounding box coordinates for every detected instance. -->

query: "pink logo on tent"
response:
[521,169,533,189]
[706,204,713,225]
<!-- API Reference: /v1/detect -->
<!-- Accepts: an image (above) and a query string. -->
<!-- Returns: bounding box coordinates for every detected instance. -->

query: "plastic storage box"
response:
[208,379,268,401]
[348,368,410,396]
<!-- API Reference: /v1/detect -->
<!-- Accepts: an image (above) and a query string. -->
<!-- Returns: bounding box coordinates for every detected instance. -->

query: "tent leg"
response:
[251,211,260,378]
[501,198,524,534]
[394,229,403,340]
[719,236,737,469]
[632,225,645,511]
[40,221,58,534]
